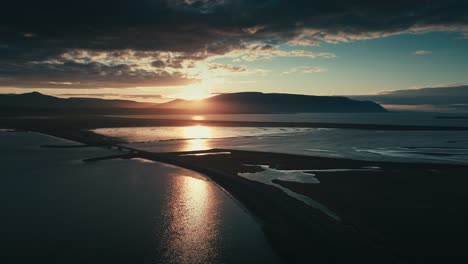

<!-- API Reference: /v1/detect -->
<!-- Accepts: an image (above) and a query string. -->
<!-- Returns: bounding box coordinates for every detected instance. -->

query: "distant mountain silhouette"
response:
[0,91,387,113]
[349,84,468,113]
[0,92,156,109]
[158,92,387,113]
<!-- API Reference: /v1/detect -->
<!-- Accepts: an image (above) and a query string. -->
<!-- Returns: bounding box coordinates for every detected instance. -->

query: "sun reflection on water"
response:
[181,125,212,151]
[182,125,212,139]
[158,175,220,264]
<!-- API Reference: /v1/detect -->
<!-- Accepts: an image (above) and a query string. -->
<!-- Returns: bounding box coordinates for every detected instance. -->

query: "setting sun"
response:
[192,115,205,121]
[179,85,211,100]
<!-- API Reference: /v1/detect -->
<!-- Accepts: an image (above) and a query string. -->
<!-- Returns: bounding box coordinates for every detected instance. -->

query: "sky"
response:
[1,0,467,108]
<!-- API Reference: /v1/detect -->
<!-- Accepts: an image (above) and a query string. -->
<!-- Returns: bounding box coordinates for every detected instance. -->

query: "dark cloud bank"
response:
[0,0,467,88]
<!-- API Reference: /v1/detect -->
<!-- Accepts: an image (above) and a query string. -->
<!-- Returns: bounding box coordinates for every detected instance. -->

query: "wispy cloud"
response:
[282,66,328,75]
[413,50,432,55]
[302,67,328,74]
[225,80,257,84]
[222,44,336,62]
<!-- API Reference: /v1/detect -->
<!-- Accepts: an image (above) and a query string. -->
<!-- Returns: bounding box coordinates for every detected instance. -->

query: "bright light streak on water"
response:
[158,175,220,263]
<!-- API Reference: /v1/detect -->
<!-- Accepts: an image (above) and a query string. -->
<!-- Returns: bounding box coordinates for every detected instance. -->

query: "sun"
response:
[192,115,205,121]
[179,84,211,100]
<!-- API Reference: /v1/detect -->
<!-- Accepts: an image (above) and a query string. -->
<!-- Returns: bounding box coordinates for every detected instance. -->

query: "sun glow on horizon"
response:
[175,76,226,100]
[180,89,210,100]
[192,115,205,121]
[177,83,211,100]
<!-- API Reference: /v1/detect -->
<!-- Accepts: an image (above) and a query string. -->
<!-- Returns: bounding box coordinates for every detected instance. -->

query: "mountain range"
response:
[0,91,387,113]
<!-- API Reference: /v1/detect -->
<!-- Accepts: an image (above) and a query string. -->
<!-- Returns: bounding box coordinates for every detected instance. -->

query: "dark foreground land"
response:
[3,117,468,263]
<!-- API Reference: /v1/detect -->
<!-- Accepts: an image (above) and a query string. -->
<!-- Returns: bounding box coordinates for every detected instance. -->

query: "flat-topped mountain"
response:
[0,91,387,113]
[158,92,387,113]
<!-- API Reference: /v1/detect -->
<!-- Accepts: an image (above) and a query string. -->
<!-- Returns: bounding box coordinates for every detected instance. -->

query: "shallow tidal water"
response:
[0,132,281,264]
[96,126,468,165]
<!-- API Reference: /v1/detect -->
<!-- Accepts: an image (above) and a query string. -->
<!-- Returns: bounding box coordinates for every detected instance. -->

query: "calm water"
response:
[0,132,281,264]
[95,126,468,164]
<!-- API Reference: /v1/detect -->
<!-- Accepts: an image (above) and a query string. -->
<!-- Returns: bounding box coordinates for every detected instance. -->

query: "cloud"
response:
[414,50,432,55]
[225,80,257,84]
[0,48,273,88]
[0,60,196,89]
[208,63,249,72]
[151,60,166,68]
[2,2,467,56]
[350,84,468,112]
[0,1,467,89]
[206,63,270,76]
[282,66,328,75]
[223,44,336,61]
[302,67,328,74]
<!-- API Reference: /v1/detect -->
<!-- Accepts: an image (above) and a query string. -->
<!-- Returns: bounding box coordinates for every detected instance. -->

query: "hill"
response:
[0,92,156,109]
[0,91,387,113]
[159,92,387,113]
